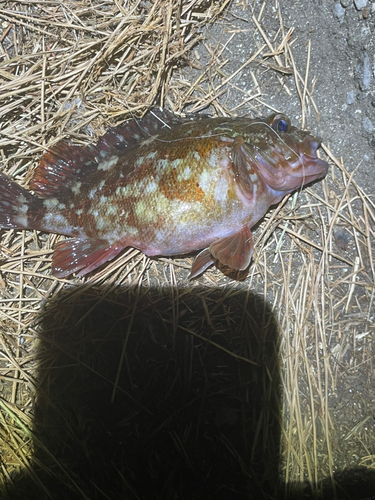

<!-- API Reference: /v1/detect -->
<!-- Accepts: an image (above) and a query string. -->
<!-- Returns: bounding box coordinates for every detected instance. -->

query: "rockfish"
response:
[0,109,328,278]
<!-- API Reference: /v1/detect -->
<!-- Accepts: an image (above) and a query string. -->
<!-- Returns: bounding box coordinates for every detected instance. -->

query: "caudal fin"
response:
[0,172,42,230]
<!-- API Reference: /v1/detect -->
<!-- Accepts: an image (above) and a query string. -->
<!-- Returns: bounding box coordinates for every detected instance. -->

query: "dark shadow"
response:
[284,468,375,500]
[3,283,282,500]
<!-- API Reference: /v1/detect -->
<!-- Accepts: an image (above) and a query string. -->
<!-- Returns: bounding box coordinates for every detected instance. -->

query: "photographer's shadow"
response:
[6,282,282,499]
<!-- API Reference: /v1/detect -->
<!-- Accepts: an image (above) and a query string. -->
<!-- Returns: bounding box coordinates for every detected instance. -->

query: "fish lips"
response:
[294,136,329,186]
[288,157,329,190]
[254,135,329,192]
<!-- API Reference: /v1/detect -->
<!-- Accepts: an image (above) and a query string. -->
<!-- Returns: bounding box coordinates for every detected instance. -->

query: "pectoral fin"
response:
[189,227,254,279]
[210,226,254,271]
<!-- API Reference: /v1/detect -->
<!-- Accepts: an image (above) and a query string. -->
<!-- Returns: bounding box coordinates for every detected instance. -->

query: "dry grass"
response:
[0,1,374,499]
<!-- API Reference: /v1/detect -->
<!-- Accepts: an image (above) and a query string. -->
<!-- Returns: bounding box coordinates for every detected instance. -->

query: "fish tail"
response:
[0,172,43,230]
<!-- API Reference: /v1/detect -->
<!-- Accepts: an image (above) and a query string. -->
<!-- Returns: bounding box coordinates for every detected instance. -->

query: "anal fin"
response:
[52,237,125,278]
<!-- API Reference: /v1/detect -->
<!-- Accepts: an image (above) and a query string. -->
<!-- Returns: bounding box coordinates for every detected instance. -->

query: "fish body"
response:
[0,109,328,278]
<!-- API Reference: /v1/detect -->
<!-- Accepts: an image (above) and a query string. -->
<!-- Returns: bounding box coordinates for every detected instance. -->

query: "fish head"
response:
[244,113,329,194]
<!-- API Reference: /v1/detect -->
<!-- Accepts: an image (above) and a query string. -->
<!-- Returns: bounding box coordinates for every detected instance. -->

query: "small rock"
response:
[354,0,367,9]
[362,6,370,17]
[363,115,374,133]
[334,3,346,22]
[369,137,375,147]
[333,228,349,251]
[357,52,371,91]
[347,90,356,104]
[341,0,352,6]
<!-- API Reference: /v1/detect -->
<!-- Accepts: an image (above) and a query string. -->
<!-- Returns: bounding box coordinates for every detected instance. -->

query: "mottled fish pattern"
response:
[0,109,328,278]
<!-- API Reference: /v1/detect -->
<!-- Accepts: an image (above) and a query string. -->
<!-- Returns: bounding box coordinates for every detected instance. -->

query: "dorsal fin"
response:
[93,108,210,154]
[30,108,204,199]
[30,142,97,198]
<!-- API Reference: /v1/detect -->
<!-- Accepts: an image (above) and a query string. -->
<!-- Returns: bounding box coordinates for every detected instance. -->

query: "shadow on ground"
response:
[4,283,375,499]
[4,284,281,499]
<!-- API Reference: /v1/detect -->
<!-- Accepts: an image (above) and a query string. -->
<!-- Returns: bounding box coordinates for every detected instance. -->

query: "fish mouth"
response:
[303,135,324,162]
[253,134,329,192]
[295,135,329,184]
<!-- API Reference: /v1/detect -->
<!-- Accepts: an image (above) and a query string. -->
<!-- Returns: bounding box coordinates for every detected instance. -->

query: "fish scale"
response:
[0,109,329,278]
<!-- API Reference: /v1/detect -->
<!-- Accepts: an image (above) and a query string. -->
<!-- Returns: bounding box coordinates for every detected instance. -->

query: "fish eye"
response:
[271,114,291,133]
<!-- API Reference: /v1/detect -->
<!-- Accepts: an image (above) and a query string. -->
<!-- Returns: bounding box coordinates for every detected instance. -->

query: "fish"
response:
[0,108,329,279]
